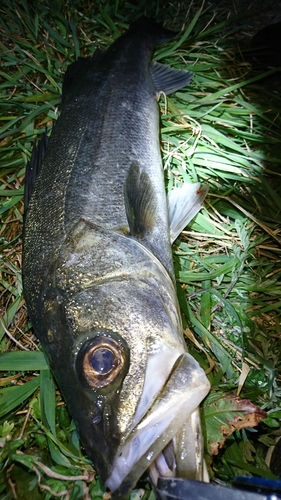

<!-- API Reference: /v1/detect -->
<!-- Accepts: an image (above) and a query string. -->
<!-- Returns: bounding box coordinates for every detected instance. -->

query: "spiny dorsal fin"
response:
[150,61,193,95]
[168,183,209,243]
[24,130,49,213]
[124,162,157,239]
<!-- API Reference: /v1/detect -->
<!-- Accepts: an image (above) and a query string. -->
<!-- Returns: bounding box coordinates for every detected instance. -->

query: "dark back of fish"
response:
[24,19,174,298]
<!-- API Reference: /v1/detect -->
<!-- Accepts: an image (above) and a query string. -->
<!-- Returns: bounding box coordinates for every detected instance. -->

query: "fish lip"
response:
[105,352,210,497]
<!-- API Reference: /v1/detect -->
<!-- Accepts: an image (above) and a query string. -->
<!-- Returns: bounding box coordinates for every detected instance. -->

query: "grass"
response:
[1,0,281,498]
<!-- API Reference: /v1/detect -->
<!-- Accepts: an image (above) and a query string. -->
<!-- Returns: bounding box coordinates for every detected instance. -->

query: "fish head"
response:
[64,299,209,498]
[35,220,210,497]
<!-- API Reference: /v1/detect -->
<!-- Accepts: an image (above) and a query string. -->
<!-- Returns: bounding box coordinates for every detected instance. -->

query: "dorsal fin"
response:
[24,131,49,213]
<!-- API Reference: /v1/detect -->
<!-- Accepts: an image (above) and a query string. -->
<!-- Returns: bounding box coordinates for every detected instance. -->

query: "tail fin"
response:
[129,17,176,44]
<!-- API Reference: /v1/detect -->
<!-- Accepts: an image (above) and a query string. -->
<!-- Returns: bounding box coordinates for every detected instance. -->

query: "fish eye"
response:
[90,347,115,374]
[76,336,126,389]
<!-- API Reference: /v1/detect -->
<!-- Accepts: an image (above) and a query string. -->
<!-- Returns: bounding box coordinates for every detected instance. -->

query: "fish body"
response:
[23,18,210,498]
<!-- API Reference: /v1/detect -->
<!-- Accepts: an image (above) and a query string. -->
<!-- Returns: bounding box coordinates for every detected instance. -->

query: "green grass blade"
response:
[0,351,48,371]
[0,377,40,418]
[40,369,56,435]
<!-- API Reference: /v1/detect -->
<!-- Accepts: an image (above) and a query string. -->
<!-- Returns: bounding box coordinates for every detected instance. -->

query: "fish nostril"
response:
[93,413,102,425]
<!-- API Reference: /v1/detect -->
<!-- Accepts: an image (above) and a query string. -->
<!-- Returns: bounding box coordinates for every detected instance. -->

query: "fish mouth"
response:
[105,352,210,498]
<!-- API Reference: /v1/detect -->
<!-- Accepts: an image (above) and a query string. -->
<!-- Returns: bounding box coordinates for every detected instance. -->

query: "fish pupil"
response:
[90,347,115,374]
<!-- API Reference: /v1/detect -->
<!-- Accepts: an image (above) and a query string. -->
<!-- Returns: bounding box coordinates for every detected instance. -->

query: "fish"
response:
[23,17,210,499]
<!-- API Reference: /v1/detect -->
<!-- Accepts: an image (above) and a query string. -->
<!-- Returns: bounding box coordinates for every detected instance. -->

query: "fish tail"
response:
[129,16,176,44]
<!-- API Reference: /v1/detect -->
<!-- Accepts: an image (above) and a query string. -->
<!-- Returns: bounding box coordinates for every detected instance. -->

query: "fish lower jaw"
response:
[105,413,175,493]
[105,352,210,497]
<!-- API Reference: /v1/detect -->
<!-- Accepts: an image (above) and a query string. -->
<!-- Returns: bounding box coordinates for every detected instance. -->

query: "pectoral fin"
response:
[168,183,209,243]
[124,162,157,239]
